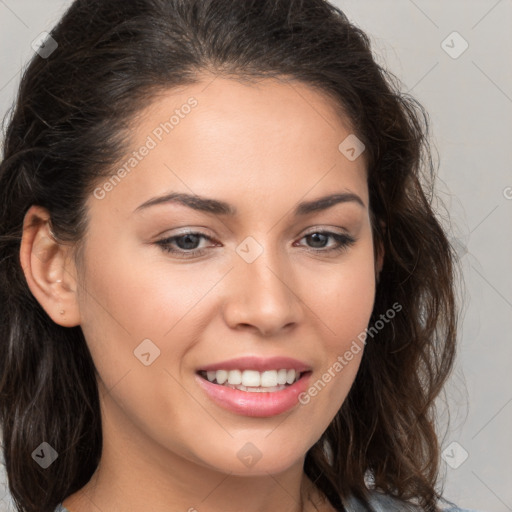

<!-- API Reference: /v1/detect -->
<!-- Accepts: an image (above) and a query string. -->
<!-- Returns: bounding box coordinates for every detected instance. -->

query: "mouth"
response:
[196,368,311,393]
[195,364,313,417]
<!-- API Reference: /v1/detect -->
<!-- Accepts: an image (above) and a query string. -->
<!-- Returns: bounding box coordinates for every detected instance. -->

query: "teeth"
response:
[277,369,288,385]
[215,370,228,385]
[260,370,278,387]
[241,370,260,387]
[223,383,287,393]
[202,368,302,388]
[227,369,242,385]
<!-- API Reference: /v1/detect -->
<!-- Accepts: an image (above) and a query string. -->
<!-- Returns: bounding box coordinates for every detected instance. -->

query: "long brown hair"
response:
[0,1,459,510]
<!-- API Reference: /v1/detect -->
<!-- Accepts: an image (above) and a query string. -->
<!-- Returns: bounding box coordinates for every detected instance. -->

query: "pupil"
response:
[308,233,327,248]
[177,234,200,250]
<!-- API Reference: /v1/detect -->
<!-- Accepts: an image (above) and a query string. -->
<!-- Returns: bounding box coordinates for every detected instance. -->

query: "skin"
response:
[20,75,383,512]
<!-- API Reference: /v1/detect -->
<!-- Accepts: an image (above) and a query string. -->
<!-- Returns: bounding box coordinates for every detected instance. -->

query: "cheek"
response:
[298,244,375,411]
[76,239,231,390]
[78,238,223,337]
[304,245,376,345]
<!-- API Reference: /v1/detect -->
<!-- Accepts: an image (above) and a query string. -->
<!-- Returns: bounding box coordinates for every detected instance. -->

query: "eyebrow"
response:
[134,191,365,216]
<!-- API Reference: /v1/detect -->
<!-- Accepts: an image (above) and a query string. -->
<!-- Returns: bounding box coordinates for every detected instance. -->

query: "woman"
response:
[0,0,474,511]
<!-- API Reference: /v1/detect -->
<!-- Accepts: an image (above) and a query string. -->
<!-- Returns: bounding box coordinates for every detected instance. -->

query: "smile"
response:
[195,369,312,417]
[198,368,303,392]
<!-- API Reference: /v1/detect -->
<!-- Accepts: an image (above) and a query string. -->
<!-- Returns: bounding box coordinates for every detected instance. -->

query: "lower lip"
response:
[195,372,312,417]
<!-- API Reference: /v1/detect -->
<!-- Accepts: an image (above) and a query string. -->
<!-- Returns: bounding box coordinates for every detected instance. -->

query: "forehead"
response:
[90,76,368,215]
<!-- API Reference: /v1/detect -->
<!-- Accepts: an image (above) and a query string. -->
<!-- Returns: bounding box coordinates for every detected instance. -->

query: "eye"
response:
[155,229,356,259]
[295,230,356,254]
[155,231,217,258]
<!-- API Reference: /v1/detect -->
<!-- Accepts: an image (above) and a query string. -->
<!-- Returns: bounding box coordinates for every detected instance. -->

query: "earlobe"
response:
[19,205,81,327]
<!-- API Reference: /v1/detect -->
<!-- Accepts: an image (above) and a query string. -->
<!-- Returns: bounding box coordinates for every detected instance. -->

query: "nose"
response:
[222,248,302,337]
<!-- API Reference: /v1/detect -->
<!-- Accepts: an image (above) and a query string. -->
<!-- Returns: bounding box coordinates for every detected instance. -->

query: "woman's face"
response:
[76,76,379,476]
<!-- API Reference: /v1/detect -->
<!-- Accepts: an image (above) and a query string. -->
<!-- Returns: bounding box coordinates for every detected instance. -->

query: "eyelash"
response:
[155,230,356,258]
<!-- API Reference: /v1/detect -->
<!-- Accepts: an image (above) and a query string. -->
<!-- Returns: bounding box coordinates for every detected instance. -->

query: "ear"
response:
[19,205,81,327]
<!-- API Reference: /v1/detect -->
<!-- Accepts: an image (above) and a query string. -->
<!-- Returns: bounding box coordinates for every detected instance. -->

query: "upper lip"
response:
[197,356,312,373]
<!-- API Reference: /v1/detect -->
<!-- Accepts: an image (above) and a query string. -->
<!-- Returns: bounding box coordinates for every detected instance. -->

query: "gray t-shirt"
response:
[54,492,477,511]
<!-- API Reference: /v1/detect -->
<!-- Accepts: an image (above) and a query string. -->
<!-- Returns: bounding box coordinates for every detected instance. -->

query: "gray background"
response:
[0,1,511,511]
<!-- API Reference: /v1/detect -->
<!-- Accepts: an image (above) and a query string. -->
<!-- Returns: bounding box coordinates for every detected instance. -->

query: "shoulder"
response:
[55,495,481,512]
[344,491,482,512]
